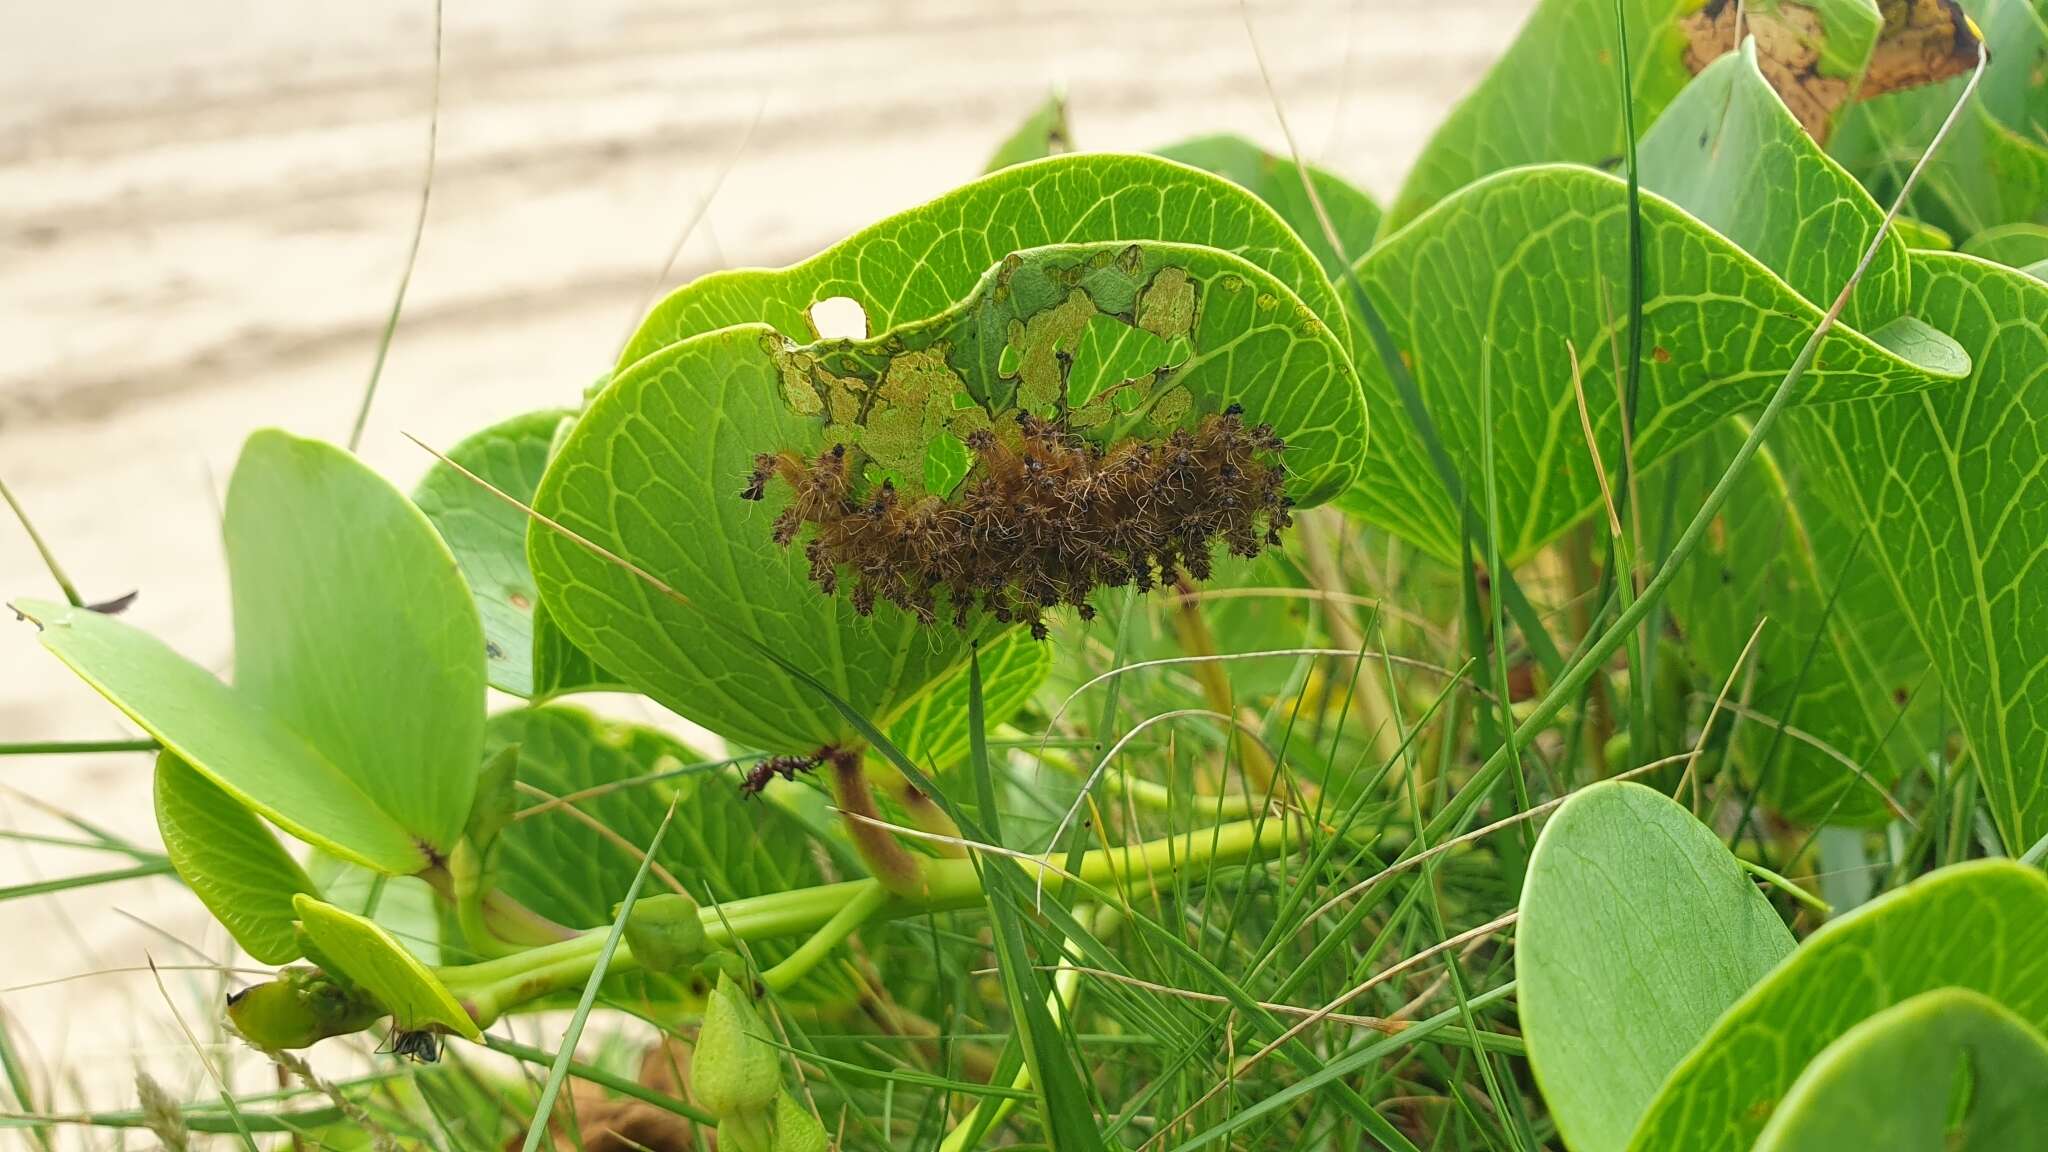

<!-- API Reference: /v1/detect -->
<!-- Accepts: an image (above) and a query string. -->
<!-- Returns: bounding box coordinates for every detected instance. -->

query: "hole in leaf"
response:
[809,296,868,341]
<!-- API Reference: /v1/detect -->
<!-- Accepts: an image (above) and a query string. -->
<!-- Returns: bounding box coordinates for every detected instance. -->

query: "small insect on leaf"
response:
[385,1029,442,1064]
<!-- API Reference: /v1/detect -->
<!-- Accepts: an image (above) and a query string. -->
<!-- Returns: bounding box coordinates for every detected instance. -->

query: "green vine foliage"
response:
[10,0,2048,1145]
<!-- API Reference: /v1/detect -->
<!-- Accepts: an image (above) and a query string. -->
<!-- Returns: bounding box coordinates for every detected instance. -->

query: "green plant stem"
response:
[444,815,1292,1025]
[418,868,576,949]
[761,881,887,992]
[830,747,928,895]
[1735,856,1831,917]
[0,739,158,757]
[448,846,517,960]
[0,475,83,608]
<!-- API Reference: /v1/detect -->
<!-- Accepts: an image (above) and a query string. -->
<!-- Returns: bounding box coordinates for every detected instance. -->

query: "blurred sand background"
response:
[0,0,1523,1131]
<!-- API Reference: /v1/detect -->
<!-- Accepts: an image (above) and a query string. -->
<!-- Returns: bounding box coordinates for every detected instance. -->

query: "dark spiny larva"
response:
[741,406,1292,639]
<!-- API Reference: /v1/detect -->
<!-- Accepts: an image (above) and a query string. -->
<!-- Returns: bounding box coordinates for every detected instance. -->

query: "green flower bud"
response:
[689,973,781,1118]
[772,1090,829,1152]
[226,967,382,1051]
[463,743,522,853]
[619,892,706,974]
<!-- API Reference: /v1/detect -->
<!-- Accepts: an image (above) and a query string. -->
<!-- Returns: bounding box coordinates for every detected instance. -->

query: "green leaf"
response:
[617,153,1347,370]
[1518,781,1795,1152]
[1153,133,1383,277]
[887,628,1049,772]
[482,706,846,1002]
[228,430,485,856]
[12,599,423,873]
[1751,988,2048,1151]
[1638,39,1911,329]
[413,408,624,699]
[1335,163,1967,563]
[535,240,1365,753]
[1385,0,1896,230]
[985,91,1070,172]
[1629,860,2048,1150]
[1830,0,2048,241]
[1656,424,1936,823]
[1781,253,2048,848]
[1892,214,1955,249]
[293,893,481,1040]
[1961,222,2048,268]
[155,752,319,965]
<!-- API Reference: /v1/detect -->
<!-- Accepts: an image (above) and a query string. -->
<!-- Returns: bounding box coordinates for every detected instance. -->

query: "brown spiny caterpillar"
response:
[741,405,1292,639]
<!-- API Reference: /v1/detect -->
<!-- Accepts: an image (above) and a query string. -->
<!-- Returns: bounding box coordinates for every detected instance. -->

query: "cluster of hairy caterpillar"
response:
[740,405,1292,639]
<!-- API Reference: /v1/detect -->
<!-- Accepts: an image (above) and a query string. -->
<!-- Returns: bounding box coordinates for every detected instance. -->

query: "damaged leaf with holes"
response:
[532,154,1364,755]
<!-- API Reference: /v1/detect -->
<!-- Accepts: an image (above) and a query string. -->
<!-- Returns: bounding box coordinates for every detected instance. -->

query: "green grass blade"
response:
[515,792,679,1152]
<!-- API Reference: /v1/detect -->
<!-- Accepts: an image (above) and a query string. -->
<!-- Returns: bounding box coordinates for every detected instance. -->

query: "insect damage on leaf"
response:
[744,406,1291,640]
[1680,0,1980,139]
[743,250,1300,640]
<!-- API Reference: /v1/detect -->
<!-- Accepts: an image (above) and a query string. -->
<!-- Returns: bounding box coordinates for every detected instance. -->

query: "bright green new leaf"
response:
[228,430,485,856]
[1518,781,1794,1152]
[617,153,1347,369]
[1337,163,1967,563]
[1153,133,1383,276]
[154,752,319,965]
[535,241,1365,753]
[1751,988,2048,1151]
[413,408,623,699]
[1629,860,2048,1150]
[887,628,1049,773]
[1782,253,2048,848]
[13,599,423,873]
[292,893,481,1040]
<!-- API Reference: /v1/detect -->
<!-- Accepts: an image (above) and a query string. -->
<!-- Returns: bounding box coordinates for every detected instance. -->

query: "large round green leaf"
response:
[1638,40,1911,330]
[1152,134,1383,277]
[533,241,1365,753]
[1339,163,1967,563]
[228,430,486,857]
[1386,0,1903,230]
[1518,781,1794,1152]
[1639,47,1945,824]
[618,152,1346,369]
[155,751,320,965]
[1629,860,2048,1150]
[1782,255,2048,848]
[1752,988,2048,1151]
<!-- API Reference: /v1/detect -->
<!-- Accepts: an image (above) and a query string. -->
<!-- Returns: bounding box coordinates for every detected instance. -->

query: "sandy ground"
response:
[0,0,1524,1134]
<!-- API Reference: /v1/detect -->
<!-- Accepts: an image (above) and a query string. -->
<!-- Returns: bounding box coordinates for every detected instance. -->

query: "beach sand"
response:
[0,0,1521,1134]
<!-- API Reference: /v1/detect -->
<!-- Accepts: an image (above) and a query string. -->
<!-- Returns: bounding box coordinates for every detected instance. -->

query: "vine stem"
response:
[760,881,888,992]
[443,814,1294,1025]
